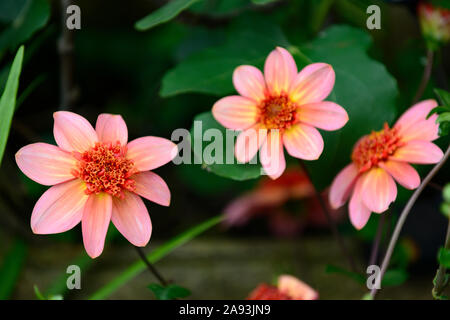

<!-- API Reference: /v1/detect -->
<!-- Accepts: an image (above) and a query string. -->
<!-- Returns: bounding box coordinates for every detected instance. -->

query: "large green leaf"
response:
[0,240,27,299]
[0,46,24,166]
[438,247,450,268]
[300,25,398,189]
[135,0,200,31]
[190,112,263,181]
[0,0,49,55]
[160,17,290,97]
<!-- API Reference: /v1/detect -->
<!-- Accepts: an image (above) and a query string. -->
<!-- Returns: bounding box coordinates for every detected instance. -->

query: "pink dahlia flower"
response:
[329,100,444,230]
[16,111,177,258]
[247,275,318,300]
[212,47,348,179]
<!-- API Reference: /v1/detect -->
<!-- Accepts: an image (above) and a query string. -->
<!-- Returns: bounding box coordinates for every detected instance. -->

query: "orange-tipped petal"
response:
[53,111,98,153]
[289,63,335,104]
[95,113,128,145]
[259,131,286,179]
[362,168,397,213]
[329,163,359,209]
[31,179,88,234]
[282,123,324,160]
[233,65,267,101]
[132,171,171,206]
[349,176,371,230]
[82,193,112,259]
[264,47,297,95]
[212,96,258,130]
[394,99,438,139]
[16,143,77,186]
[379,160,420,190]
[111,192,152,247]
[126,137,177,171]
[235,125,267,163]
[278,275,318,300]
[391,140,444,164]
[298,101,348,131]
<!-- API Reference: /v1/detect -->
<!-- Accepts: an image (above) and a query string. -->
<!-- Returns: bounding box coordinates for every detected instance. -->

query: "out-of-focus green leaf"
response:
[300,25,398,189]
[438,247,450,268]
[435,88,450,107]
[0,0,49,55]
[0,240,27,299]
[160,17,290,97]
[190,112,262,181]
[429,0,450,10]
[148,283,191,300]
[251,0,278,4]
[325,264,365,284]
[0,0,28,23]
[0,46,24,166]
[135,0,200,31]
[382,269,408,287]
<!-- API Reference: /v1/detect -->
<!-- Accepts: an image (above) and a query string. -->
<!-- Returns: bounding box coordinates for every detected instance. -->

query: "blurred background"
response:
[0,0,449,299]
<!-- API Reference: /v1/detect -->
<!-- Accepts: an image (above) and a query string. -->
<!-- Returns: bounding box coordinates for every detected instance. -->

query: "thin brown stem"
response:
[299,161,359,273]
[134,246,168,287]
[412,49,434,104]
[370,144,450,299]
[432,219,450,299]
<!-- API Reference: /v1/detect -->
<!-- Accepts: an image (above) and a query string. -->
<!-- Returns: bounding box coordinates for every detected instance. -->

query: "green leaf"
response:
[251,0,278,4]
[435,88,450,107]
[443,183,450,203]
[0,240,27,299]
[190,112,262,181]
[160,17,289,97]
[89,215,223,300]
[438,247,450,268]
[148,283,191,300]
[135,0,200,31]
[382,269,408,287]
[437,113,450,124]
[0,0,28,23]
[300,25,398,189]
[0,46,24,166]
[325,264,365,284]
[0,0,49,55]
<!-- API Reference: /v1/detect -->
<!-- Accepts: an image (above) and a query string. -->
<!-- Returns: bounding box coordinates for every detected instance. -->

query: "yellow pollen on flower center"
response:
[71,142,137,199]
[351,123,403,173]
[259,94,298,130]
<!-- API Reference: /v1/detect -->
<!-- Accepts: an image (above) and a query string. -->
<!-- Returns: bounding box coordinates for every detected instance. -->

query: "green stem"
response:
[89,214,224,300]
[432,218,450,299]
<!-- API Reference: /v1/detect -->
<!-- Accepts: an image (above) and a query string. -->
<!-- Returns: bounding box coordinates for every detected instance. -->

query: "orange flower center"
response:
[72,142,137,198]
[259,94,298,130]
[351,123,403,173]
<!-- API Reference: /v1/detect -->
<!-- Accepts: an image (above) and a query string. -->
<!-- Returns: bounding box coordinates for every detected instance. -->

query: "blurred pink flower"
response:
[247,275,318,300]
[224,167,342,237]
[329,100,443,230]
[212,47,348,179]
[418,1,450,47]
[16,111,177,258]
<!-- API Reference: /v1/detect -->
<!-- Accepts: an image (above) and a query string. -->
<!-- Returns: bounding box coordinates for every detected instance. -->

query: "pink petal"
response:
[264,47,297,95]
[391,140,444,164]
[394,99,438,138]
[31,179,88,234]
[398,114,439,142]
[379,160,420,190]
[282,123,324,160]
[259,131,286,179]
[233,65,267,101]
[235,125,267,163]
[95,113,128,146]
[278,275,318,300]
[16,143,76,186]
[362,168,397,213]
[111,192,152,247]
[82,193,112,259]
[349,176,372,230]
[289,63,335,104]
[212,96,259,130]
[298,101,348,131]
[126,137,177,171]
[132,171,171,206]
[53,111,98,153]
[329,163,359,209]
